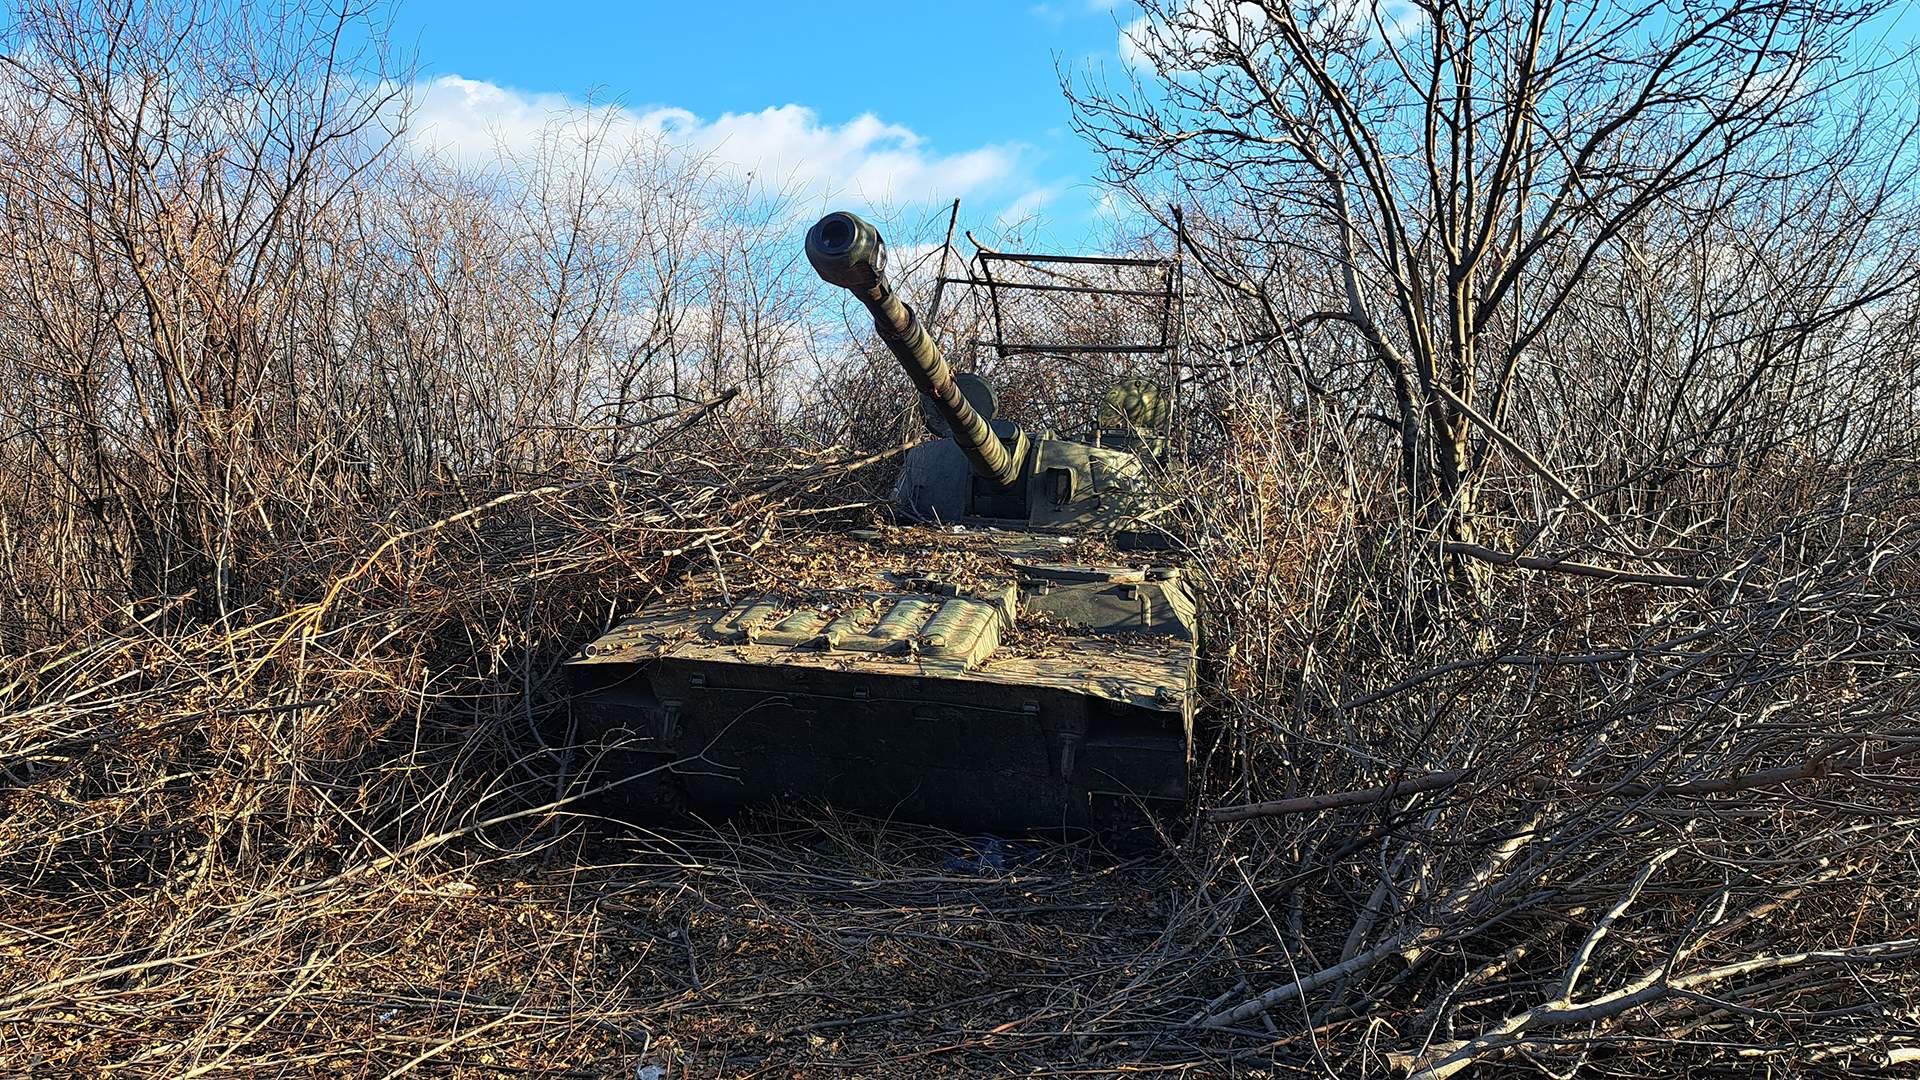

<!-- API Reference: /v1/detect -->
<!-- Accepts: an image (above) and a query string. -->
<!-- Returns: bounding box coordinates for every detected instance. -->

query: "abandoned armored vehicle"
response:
[565,210,1198,836]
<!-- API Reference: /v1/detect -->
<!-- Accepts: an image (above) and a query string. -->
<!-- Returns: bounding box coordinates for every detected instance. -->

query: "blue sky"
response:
[388,1,1136,247]
[378,0,1920,251]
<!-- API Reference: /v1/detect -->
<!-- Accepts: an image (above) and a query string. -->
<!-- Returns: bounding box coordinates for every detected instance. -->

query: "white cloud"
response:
[1118,15,1155,69]
[997,182,1072,227]
[405,75,1023,209]
[1029,3,1068,27]
[1372,1,1425,43]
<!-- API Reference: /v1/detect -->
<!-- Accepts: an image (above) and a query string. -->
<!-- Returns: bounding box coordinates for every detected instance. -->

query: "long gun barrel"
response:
[805,211,1021,488]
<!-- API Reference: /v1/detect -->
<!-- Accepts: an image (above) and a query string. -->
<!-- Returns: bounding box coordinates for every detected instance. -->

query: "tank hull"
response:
[563,525,1197,835]
[569,654,1189,834]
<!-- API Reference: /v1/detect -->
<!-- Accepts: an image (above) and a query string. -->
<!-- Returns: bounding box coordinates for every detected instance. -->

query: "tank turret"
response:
[806,211,1024,488]
[806,210,1162,533]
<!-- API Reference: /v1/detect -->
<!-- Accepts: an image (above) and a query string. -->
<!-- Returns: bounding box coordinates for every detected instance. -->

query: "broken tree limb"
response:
[1442,541,1717,588]
[1207,736,1915,834]
[1205,768,1479,824]
[1197,809,1549,1028]
[1425,381,1625,542]
[1550,737,1920,799]
[1397,937,1920,1080]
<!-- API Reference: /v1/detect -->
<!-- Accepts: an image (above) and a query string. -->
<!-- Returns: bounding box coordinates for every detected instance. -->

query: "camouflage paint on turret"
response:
[806,211,1023,488]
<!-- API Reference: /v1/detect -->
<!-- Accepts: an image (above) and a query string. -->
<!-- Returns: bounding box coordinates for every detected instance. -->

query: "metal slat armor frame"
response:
[925,209,1188,447]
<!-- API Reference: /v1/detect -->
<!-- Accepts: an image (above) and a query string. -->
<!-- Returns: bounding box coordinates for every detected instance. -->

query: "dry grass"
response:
[5,410,1916,1077]
[0,445,992,1078]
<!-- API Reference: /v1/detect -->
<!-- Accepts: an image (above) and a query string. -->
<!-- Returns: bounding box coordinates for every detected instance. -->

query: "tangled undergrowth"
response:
[4,408,1918,1076]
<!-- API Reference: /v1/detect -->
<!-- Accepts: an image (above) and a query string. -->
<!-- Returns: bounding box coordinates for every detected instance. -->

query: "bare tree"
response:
[1066,6,1920,1072]
[1072,0,1920,551]
[0,0,837,641]
[0,0,406,624]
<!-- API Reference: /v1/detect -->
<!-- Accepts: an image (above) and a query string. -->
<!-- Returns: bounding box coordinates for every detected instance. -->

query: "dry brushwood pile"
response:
[1165,431,1920,1076]
[3,426,1918,1077]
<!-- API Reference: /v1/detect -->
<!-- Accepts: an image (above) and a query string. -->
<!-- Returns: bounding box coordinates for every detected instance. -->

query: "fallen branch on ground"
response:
[1204,768,1478,824]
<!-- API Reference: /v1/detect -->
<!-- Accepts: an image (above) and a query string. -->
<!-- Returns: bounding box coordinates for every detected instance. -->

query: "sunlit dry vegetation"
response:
[2,0,1918,1075]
